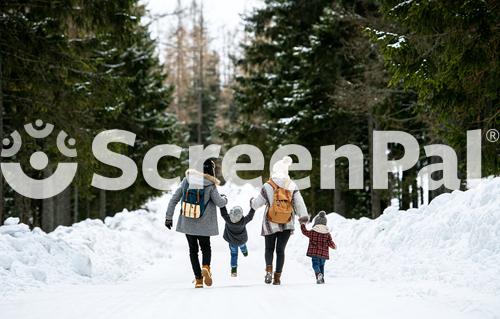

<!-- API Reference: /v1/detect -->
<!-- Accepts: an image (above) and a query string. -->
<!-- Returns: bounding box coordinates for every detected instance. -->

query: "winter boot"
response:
[201,265,213,287]
[242,250,248,257]
[316,273,325,284]
[273,272,281,285]
[231,266,237,277]
[265,265,273,284]
[194,278,203,288]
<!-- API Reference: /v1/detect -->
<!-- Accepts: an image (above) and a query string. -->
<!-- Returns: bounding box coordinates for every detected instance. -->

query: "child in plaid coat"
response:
[300,211,336,284]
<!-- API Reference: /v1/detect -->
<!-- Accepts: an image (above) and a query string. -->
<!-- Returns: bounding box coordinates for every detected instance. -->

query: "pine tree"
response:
[231,0,429,217]
[0,1,185,229]
[370,0,499,179]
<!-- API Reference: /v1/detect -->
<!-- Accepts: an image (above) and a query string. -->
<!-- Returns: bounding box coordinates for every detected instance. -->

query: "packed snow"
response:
[0,177,499,318]
[0,206,172,295]
[328,178,500,293]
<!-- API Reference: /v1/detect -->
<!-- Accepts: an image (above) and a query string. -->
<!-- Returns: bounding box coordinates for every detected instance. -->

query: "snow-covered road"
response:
[0,231,485,319]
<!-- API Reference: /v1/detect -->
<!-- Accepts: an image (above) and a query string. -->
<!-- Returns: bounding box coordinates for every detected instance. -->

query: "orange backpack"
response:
[266,179,293,224]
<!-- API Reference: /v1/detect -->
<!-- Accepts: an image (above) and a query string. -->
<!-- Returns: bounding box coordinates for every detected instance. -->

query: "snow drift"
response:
[0,198,173,296]
[323,176,500,294]
[0,177,499,299]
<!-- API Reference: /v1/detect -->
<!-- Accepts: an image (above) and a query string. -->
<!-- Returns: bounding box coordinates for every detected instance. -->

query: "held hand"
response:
[220,194,227,201]
[165,219,173,230]
[298,216,309,225]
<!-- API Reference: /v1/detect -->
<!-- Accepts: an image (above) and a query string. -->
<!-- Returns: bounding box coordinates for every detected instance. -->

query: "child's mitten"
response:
[298,216,309,224]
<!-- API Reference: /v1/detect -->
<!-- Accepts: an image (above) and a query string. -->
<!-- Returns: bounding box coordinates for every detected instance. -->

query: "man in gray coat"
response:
[165,159,227,288]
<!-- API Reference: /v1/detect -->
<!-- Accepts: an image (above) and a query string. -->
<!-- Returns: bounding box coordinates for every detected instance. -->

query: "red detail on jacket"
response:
[300,224,336,259]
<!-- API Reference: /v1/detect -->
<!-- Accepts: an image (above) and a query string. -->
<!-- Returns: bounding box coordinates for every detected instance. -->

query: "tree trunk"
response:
[42,196,55,231]
[310,188,316,217]
[42,168,55,231]
[368,112,382,218]
[428,156,444,203]
[0,48,4,225]
[334,188,346,216]
[196,3,204,144]
[309,174,316,216]
[55,186,71,227]
[401,169,411,210]
[15,192,32,227]
[73,186,79,224]
[411,174,419,208]
[99,189,106,220]
[85,200,90,220]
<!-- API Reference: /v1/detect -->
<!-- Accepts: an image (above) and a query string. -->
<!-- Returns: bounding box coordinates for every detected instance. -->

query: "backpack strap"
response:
[267,178,278,190]
[284,179,291,190]
[268,178,292,191]
[182,182,189,213]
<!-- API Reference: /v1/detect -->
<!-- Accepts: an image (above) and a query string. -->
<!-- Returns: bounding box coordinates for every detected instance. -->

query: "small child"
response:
[300,211,336,284]
[220,204,255,277]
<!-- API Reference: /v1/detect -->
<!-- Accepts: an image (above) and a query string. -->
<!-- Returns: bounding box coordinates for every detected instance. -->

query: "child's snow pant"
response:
[229,243,248,267]
[311,256,326,274]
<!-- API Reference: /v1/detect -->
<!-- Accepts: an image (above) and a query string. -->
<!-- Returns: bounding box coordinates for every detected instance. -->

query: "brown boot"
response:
[201,265,213,287]
[273,272,281,285]
[265,265,273,284]
[194,278,203,288]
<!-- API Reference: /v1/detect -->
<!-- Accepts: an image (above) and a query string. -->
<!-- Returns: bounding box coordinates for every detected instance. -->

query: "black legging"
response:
[186,234,211,279]
[264,230,291,273]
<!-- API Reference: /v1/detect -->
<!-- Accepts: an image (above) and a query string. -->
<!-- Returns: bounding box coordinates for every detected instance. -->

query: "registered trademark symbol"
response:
[486,129,499,143]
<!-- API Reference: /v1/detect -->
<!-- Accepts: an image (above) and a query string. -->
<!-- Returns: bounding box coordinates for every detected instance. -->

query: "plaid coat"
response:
[300,224,336,259]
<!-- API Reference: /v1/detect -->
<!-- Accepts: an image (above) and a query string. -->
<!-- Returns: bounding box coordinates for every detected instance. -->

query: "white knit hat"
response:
[271,156,293,179]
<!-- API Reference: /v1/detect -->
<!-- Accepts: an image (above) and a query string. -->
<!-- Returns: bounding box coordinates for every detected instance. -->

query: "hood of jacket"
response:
[312,224,330,234]
[269,176,297,191]
[186,169,221,187]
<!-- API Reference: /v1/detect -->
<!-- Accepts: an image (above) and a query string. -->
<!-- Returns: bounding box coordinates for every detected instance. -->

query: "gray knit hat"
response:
[313,211,327,226]
[229,206,244,223]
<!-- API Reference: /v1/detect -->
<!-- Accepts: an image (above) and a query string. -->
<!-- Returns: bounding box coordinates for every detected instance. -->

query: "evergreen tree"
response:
[232,0,392,217]
[370,0,499,179]
[0,1,185,229]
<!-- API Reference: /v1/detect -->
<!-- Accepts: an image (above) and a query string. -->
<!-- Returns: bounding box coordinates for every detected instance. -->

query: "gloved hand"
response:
[165,219,173,230]
[298,216,309,225]
[220,194,228,205]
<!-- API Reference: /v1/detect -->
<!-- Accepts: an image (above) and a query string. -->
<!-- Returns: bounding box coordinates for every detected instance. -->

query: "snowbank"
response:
[325,176,500,294]
[0,197,174,296]
[0,182,255,296]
